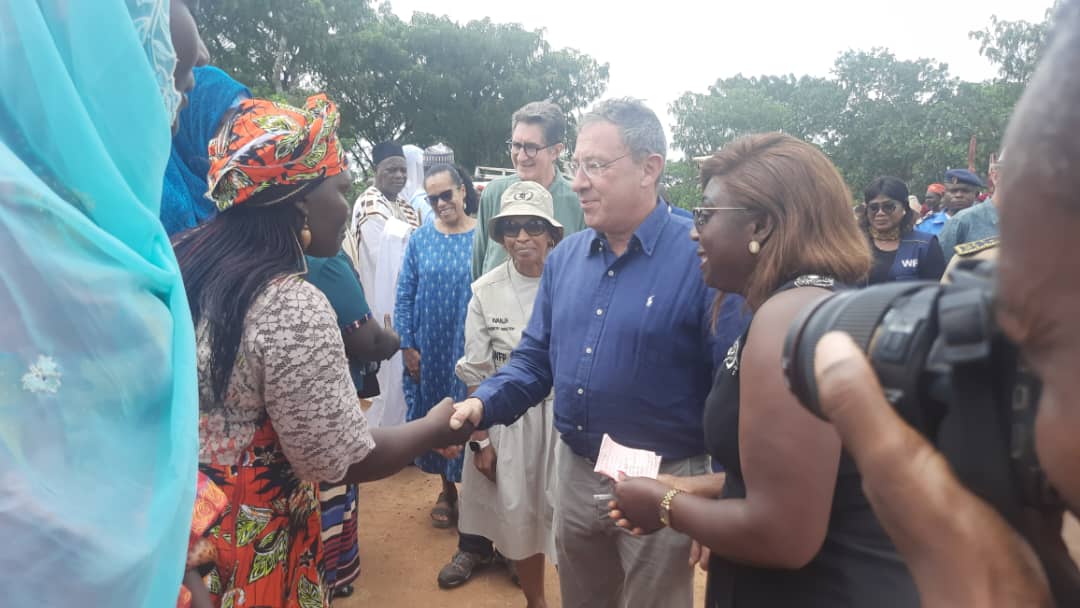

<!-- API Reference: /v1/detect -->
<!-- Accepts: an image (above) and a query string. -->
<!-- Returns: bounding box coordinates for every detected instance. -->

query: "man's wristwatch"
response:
[658,488,682,527]
[468,437,491,453]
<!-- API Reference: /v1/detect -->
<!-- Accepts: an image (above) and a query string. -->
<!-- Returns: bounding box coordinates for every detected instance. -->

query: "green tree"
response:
[661,159,702,211]
[670,74,844,158]
[917,80,1021,190]
[333,11,609,171]
[194,2,608,174]
[826,49,956,189]
[670,7,1057,195]
[194,0,376,98]
[969,5,1057,84]
[672,42,1039,194]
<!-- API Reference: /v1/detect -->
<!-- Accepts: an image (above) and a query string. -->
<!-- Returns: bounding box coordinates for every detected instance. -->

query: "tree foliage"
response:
[671,10,1054,195]
[194,1,609,174]
[827,49,956,189]
[969,5,1057,84]
[670,74,844,157]
[194,0,374,97]
[661,159,702,211]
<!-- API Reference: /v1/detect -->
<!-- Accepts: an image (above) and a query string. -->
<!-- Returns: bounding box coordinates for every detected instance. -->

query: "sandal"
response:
[430,491,458,529]
[333,584,354,598]
[505,558,520,587]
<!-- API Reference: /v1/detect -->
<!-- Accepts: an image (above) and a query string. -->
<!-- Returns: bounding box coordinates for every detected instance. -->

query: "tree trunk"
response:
[272,33,289,95]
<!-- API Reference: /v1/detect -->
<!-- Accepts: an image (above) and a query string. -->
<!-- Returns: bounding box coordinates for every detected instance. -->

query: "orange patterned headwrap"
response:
[926,183,946,195]
[207,94,348,210]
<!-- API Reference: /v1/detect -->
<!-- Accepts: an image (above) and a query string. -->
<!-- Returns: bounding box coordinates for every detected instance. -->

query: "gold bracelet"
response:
[659,488,682,527]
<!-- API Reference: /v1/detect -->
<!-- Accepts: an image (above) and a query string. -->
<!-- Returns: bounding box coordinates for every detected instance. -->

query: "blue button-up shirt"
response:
[473,201,748,461]
[915,210,949,236]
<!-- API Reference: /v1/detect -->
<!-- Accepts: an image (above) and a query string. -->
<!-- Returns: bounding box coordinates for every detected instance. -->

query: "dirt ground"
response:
[335,465,707,608]
[337,465,1080,608]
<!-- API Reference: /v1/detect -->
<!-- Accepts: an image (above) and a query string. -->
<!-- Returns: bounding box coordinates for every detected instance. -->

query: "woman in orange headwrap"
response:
[922,183,946,217]
[172,95,471,608]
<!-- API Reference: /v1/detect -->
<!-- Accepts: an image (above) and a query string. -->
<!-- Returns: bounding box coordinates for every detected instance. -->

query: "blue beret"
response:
[944,169,985,189]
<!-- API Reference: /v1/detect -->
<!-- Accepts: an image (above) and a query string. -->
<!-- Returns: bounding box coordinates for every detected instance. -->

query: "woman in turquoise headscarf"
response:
[161,65,251,236]
[0,1,206,606]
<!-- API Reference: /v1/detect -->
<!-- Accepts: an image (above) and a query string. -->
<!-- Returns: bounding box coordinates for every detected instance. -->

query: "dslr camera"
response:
[782,260,1058,521]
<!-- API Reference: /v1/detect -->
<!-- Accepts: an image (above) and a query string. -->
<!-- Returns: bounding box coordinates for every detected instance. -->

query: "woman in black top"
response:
[609,133,919,607]
[861,176,946,284]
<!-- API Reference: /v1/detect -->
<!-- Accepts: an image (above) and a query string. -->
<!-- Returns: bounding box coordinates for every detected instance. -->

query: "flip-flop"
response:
[333,584,354,598]
[430,491,458,529]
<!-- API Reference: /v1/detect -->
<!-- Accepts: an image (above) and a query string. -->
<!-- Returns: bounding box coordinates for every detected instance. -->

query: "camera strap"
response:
[938,358,1021,524]
[936,286,1022,525]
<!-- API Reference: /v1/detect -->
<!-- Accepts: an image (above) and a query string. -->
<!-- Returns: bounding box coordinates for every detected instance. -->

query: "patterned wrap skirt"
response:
[318,482,360,591]
[200,418,329,608]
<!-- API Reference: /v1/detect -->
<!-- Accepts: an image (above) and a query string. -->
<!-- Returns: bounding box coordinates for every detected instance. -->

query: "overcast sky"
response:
[385,0,1054,150]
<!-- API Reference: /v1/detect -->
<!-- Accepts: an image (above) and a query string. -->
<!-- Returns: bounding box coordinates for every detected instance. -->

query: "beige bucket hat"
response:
[488,181,565,242]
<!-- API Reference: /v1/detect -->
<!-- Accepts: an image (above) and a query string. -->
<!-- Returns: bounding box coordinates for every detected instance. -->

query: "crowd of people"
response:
[5,1,1080,607]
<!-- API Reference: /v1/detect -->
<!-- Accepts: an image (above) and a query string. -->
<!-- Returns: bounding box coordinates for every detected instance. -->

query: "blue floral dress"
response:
[394,223,475,481]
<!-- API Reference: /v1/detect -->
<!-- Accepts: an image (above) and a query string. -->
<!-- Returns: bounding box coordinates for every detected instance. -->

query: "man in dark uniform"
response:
[941,236,998,282]
[938,156,1003,263]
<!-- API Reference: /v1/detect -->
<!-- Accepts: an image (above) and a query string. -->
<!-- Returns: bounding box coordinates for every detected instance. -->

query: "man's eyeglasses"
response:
[692,206,749,228]
[567,154,629,180]
[866,201,900,215]
[427,189,456,206]
[497,217,549,238]
[507,140,557,159]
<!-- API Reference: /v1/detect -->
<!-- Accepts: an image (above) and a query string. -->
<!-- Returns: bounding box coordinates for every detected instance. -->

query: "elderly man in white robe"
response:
[344,141,421,427]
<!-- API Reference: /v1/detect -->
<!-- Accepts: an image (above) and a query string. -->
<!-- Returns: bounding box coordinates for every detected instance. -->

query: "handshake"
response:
[424,397,485,458]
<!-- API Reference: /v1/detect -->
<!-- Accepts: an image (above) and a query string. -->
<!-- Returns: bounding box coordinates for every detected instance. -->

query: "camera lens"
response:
[782,282,939,419]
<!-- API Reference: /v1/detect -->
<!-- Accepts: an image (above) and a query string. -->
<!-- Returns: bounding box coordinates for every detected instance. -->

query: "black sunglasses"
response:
[427,189,456,206]
[497,218,549,238]
[867,201,900,215]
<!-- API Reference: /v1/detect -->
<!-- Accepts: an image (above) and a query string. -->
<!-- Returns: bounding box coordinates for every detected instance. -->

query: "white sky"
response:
[385,0,1054,153]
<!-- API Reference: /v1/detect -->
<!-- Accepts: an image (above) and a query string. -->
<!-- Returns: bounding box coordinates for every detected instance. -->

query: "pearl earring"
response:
[748,240,761,255]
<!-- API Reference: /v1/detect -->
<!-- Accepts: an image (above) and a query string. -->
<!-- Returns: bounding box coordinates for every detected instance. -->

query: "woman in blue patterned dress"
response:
[395,163,479,527]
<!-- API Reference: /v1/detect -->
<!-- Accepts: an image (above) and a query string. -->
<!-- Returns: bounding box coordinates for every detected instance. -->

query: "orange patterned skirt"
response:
[178,472,228,608]
[199,418,328,608]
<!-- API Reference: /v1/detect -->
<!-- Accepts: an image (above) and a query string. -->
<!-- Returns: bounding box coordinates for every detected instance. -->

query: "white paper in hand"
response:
[593,433,662,480]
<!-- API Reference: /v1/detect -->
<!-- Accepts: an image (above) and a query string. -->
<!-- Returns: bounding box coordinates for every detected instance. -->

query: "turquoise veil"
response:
[0,1,197,605]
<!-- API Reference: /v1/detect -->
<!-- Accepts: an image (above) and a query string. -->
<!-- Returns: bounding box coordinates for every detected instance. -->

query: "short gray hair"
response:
[579,98,667,162]
[511,100,567,146]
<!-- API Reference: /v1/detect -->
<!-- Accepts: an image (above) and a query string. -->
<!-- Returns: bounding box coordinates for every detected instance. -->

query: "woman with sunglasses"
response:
[861,176,946,284]
[395,163,479,529]
[608,134,918,607]
[440,181,564,602]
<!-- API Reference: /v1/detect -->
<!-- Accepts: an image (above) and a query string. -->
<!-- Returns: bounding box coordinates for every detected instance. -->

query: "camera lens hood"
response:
[783,283,929,419]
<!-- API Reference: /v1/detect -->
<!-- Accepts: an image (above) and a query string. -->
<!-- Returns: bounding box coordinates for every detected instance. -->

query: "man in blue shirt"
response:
[916,169,984,236]
[450,98,746,608]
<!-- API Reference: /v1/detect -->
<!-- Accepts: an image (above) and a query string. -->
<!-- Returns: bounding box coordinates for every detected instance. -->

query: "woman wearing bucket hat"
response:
[437,180,563,605]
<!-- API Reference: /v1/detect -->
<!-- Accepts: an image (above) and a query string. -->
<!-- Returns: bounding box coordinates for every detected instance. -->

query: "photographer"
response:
[810,2,1080,605]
